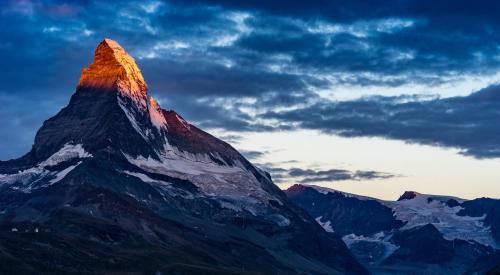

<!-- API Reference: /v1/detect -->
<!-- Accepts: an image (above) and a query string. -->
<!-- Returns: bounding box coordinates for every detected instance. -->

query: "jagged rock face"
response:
[285,184,404,236]
[30,87,154,163]
[78,38,148,107]
[386,224,455,264]
[458,198,500,244]
[0,39,366,274]
[397,191,418,201]
[382,224,497,274]
[15,39,154,165]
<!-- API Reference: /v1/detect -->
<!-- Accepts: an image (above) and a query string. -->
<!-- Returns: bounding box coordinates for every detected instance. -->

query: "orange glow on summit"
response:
[77,38,148,99]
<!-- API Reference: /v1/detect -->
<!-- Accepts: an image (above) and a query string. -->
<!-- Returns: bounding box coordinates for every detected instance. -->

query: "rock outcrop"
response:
[77,38,148,107]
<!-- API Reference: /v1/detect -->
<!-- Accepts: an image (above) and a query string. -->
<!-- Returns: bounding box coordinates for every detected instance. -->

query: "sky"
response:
[1,0,500,200]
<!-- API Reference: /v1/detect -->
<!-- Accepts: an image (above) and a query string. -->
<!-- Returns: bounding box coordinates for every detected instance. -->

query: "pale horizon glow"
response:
[221,130,500,201]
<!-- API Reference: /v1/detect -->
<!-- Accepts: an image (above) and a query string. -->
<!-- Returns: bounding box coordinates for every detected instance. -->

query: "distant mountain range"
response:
[285,184,500,274]
[0,39,365,274]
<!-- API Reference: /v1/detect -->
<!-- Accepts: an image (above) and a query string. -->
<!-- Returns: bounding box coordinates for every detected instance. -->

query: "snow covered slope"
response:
[285,184,500,274]
[0,143,92,192]
[383,191,497,248]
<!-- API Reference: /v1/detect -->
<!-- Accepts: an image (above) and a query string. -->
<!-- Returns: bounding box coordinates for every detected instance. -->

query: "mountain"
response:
[285,184,500,274]
[0,39,366,274]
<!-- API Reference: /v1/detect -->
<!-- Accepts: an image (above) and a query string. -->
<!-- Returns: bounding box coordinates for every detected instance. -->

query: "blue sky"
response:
[1,0,500,199]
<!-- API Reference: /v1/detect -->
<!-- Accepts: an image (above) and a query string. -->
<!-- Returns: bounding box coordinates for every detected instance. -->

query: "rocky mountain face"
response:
[286,184,404,236]
[0,39,366,274]
[285,184,500,274]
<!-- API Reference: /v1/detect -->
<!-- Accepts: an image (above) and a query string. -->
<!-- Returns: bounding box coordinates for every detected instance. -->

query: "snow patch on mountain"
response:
[124,142,282,213]
[122,170,171,187]
[125,152,240,177]
[119,170,197,202]
[343,231,399,260]
[271,214,291,227]
[1,162,81,192]
[149,105,167,131]
[383,194,497,248]
[295,185,498,249]
[118,96,149,141]
[159,138,229,168]
[316,216,334,232]
[39,143,92,167]
[49,161,82,184]
[123,171,158,183]
[0,166,49,186]
[0,144,91,192]
[309,185,377,201]
[117,80,148,110]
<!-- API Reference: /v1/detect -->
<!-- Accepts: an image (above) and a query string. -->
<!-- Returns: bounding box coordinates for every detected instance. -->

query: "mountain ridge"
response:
[285,184,500,274]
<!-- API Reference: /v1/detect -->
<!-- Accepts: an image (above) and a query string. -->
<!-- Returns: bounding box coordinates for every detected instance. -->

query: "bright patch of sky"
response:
[218,129,500,200]
[307,17,419,37]
[318,72,500,100]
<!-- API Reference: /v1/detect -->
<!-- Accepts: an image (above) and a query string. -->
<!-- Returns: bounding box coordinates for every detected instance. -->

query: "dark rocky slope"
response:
[286,184,404,236]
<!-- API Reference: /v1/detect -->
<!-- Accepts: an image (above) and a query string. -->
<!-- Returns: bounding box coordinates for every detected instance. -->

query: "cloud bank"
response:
[1,0,499,160]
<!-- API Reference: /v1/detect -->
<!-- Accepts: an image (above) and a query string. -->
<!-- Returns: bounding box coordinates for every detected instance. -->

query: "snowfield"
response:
[307,186,498,251]
[0,144,91,192]
[39,143,92,167]
[124,142,282,215]
[316,216,334,232]
[382,193,497,248]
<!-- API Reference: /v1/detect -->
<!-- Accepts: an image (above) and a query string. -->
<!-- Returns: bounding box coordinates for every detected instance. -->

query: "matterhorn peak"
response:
[77,38,148,106]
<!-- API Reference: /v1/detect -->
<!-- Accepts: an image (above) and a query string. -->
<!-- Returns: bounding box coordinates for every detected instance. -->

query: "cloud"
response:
[261,84,500,158]
[239,149,268,160]
[259,164,397,184]
[171,0,500,78]
[292,168,396,183]
[215,134,243,144]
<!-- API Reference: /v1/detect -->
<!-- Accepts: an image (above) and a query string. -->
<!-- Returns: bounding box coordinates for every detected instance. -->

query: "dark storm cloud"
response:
[258,164,396,184]
[239,150,268,161]
[143,58,326,98]
[215,134,243,144]
[1,0,500,160]
[172,0,500,28]
[174,0,500,77]
[159,94,281,132]
[289,168,396,183]
[262,84,500,158]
